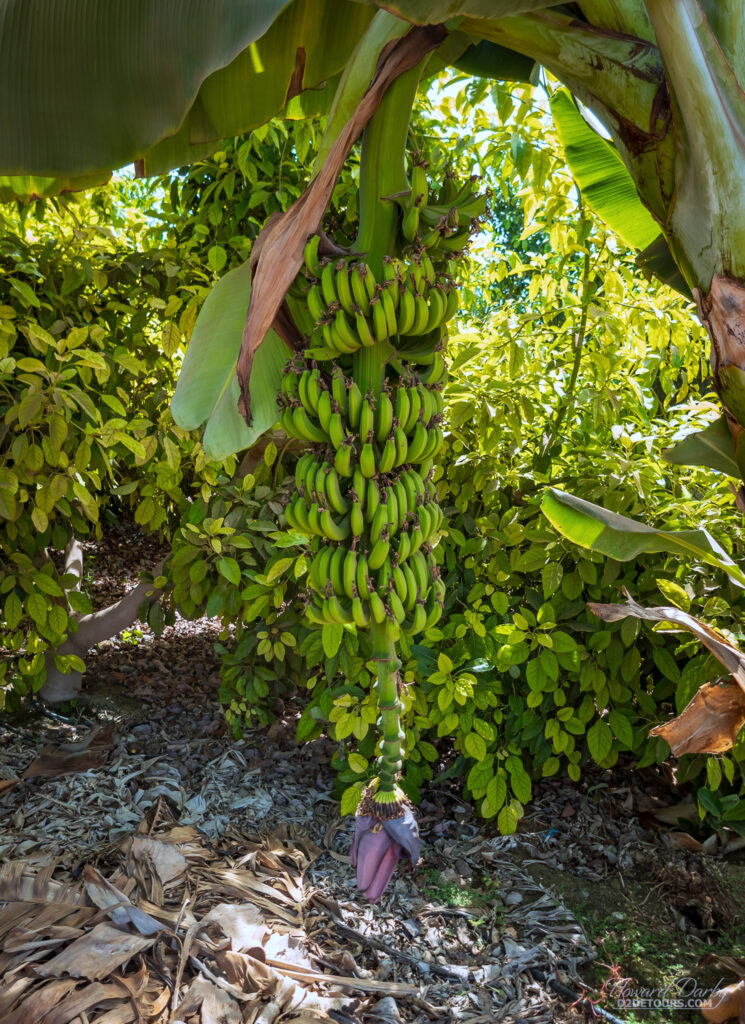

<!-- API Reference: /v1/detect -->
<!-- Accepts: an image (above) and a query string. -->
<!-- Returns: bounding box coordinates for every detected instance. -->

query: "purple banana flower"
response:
[350,806,420,902]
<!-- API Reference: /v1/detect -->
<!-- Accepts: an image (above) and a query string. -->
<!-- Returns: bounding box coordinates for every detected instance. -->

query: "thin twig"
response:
[330,919,465,981]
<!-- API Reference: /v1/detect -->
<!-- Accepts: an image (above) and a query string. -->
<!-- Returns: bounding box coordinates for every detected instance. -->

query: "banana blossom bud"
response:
[351,806,420,902]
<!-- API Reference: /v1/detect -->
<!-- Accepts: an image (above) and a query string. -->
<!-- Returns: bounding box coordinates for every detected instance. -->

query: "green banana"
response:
[375,391,394,444]
[303,234,322,277]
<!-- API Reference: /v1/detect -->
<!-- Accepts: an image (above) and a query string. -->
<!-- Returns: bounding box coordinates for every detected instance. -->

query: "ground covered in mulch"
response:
[3,525,745,1024]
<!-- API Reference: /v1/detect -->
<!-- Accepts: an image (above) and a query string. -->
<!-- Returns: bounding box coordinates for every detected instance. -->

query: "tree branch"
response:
[40,560,164,703]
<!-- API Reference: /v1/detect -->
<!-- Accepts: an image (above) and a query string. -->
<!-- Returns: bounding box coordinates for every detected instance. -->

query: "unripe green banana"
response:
[307,284,325,324]
[358,398,375,444]
[342,549,358,600]
[411,162,429,208]
[321,260,338,307]
[347,380,363,428]
[396,288,416,335]
[364,475,379,523]
[333,309,360,352]
[408,292,429,335]
[331,369,348,418]
[325,467,349,516]
[350,496,364,538]
[397,529,412,563]
[371,295,388,343]
[369,502,388,545]
[402,203,420,243]
[393,426,408,468]
[406,420,429,462]
[388,590,406,625]
[380,286,398,337]
[411,600,427,634]
[320,508,351,542]
[334,441,353,477]
[316,389,333,434]
[420,425,443,462]
[403,386,421,435]
[354,307,376,348]
[292,406,327,444]
[303,234,322,277]
[425,287,446,333]
[377,437,396,475]
[394,383,411,430]
[368,534,390,571]
[360,441,376,479]
[350,263,372,314]
[442,284,459,323]
[369,590,387,624]
[336,261,354,314]
[356,553,370,600]
[352,595,370,628]
[328,411,347,451]
[402,563,418,611]
[375,391,394,444]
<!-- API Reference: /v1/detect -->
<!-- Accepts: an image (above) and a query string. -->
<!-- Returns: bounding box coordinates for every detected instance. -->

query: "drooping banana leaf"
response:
[451,38,535,82]
[541,487,745,587]
[0,171,112,205]
[636,234,692,300]
[170,259,287,460]
[141,0,376,176]
[549,88,661,251]
[663,414,739,478]
[590,588,745,755]
[366,0,566,24]
[0,0,373,184]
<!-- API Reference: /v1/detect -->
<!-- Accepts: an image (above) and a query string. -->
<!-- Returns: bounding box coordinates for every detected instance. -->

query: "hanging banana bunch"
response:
[277,158,486,901]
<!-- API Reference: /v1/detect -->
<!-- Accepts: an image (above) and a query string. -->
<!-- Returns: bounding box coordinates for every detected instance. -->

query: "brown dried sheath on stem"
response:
[235,23,447,424]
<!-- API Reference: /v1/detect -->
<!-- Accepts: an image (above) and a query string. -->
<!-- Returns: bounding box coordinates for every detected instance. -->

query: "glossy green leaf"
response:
[171,259,288,460]
[542,488,745,588]
[663,415,739,478]
[550,89,660,251]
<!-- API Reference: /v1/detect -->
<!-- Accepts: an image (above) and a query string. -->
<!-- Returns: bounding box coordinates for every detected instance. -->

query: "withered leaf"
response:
[589,589,745,689]
[650,680,745,755]
[35,922,154,980]
[701,979,745,1023]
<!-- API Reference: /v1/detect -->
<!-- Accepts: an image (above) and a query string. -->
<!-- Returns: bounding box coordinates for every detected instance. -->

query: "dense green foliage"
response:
[3,79,744,833]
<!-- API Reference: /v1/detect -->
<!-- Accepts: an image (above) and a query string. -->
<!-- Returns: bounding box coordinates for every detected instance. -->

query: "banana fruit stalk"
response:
[275,167,482,891]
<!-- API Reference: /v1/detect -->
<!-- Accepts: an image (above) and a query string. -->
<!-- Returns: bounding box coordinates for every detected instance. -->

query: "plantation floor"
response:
[2,525,745,1023]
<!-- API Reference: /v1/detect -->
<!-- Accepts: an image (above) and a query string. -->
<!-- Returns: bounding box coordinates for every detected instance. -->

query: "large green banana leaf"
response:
[663,415,739,478]
[549,89,660,251]
[0,0,372,182]
[171,260,287,460]
[366,0,565,24]
[541,487,745,587]
[141,0,375,176]
[451,39,535,82]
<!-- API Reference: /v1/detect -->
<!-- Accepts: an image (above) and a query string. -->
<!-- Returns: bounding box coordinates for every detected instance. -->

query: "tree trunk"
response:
[41,560,163,703]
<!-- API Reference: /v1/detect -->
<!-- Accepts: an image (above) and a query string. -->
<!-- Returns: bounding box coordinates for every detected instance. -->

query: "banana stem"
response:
[370,621,402,793]
[351,54,431,800]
